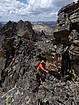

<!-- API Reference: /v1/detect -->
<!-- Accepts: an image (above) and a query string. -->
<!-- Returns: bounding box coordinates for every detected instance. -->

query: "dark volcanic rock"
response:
[0,20,36,83]
[54,1,79,41]
[54,1,79,76]
[16,20,33,40]
[1,20,37,40]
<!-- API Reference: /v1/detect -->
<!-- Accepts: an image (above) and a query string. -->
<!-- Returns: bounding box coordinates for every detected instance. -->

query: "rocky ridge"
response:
[0,20,54,104]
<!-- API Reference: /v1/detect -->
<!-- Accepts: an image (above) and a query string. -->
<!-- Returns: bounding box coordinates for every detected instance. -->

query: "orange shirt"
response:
[37,62,46,71]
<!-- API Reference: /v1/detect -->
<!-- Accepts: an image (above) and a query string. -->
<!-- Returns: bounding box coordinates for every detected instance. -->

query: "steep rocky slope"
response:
[54,0,79,76]
[0,20,54,104]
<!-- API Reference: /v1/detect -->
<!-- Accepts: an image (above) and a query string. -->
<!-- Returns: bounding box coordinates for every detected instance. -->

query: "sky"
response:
[0,0,77,22]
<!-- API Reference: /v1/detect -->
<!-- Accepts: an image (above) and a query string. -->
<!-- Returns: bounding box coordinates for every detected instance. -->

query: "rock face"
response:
[1,20,33,39]
[54,1,79,75]
[0,20,36,82]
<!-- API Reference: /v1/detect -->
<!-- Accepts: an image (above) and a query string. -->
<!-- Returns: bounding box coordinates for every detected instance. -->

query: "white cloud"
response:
[0,0,25,16]
[0,0,78,21]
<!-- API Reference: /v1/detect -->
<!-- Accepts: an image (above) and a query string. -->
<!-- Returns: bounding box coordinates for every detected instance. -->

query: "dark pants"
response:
[36,70,46,85]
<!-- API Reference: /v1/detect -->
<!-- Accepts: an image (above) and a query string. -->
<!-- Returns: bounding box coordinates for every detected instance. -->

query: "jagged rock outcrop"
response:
[0,20,36,82]
[54,0,79,75]
[1,20,33,39]
[16,20,33,39]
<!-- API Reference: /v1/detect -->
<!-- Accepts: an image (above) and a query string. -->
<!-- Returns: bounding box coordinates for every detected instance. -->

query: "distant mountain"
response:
[33,24,54,36]
[0,21,56,27]
[32,21,56,27]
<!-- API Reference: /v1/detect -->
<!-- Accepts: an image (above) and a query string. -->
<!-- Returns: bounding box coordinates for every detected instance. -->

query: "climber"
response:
[36,60,48,85]
[37,60,48,73]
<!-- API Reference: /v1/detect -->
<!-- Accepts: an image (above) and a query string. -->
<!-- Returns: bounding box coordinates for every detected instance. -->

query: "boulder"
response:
[54,2,79,42]
[54,1,79,76]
